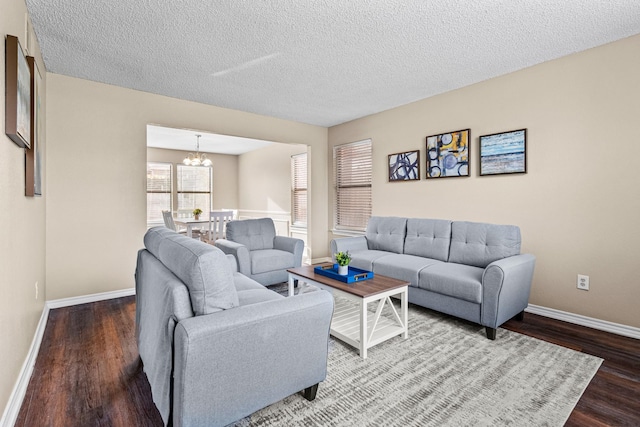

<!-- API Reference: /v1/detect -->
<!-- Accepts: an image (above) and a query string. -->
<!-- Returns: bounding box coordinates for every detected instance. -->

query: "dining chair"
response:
[221,208,239,220]
[162,210,202,240]
[205,210,234,243]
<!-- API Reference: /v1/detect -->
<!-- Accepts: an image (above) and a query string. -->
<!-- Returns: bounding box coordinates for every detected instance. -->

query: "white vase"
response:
[338,265,349,275]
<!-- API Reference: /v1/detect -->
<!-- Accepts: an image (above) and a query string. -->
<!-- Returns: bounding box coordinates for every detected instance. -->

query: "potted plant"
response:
[335,251,351,275]
[193,208,203,220]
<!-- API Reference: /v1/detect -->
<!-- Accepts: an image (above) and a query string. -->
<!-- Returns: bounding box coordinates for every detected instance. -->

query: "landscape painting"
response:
[479,129,527,176]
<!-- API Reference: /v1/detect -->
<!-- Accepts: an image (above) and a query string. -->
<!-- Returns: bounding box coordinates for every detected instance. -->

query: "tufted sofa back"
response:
[404,218,452,262]
[448,221,521,268]
[226,217,277,251]
[365,217,407,253]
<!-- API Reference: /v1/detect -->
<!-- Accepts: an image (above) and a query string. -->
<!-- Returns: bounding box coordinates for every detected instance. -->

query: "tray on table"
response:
[314,264,374,283]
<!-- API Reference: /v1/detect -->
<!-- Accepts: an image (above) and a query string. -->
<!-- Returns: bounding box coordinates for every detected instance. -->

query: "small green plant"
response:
[335,251,351,266]
[193,208,203,216]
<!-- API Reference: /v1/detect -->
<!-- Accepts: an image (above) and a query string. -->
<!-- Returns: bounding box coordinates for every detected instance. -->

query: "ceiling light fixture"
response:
[183,134,212,167]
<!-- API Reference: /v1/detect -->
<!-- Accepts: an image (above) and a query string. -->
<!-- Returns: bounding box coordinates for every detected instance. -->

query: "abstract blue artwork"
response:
[388,150,420,181]
[425,129,470,178]
[479,129,527,176]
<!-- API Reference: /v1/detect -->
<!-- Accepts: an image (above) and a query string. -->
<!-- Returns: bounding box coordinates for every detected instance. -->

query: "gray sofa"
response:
[331,217,536,340]
[136,227,334,427]
[215,217,304,286]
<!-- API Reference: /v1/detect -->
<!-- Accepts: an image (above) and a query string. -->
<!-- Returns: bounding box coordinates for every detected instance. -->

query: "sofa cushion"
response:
[350,250,395,272]
[233,272,266,291]
[366,216,407,253]
[404,218,452,262]
[373,253,443,287]
[250,249,295,275]
[236,288,284,306]
[448,221,521,268]
[418,262,484,304]
[144,227,239,316]
[226,218,276,251]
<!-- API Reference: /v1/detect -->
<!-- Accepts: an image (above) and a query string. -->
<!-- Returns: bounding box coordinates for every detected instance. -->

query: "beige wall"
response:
[0,0,47,414]
[328,35,640,328]
[147,147,239,211]
[238,143,307,213]
[46,74,328,301]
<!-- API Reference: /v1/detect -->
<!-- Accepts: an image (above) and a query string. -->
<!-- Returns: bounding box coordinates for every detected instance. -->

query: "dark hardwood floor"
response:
[15,296,640,426]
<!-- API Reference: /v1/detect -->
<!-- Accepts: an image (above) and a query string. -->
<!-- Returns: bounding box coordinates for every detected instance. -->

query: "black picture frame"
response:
[26,56,43,196]
[5,35,31,149]
[425,129,470,178]
[479,129,527,176]
[388,150,420,181]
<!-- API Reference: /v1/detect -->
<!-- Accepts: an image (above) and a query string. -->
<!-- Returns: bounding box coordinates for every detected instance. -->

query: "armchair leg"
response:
[485,327,497,340]
[514,310,525,321]
[302,383,319,401]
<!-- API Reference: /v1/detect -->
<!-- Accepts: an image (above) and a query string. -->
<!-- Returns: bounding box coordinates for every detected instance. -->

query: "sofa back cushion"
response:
[226,218,276,251]
[144,227,239,315]
[404,218,452,261]
[448,221,521,268]
[366,216,407,253]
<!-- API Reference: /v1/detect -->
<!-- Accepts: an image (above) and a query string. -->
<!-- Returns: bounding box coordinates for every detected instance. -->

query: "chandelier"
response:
[183,134,212,167]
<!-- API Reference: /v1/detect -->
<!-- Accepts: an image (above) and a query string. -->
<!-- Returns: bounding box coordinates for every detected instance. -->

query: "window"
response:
[291,153,308,227]
[146,162,172,223]
[334,139,372,231]
[177,165,212,213]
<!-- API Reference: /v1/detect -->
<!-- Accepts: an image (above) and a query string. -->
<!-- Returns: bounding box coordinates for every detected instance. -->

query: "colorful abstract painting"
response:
[388,150,420,181]
[479,129,527,175]
[425,129,470,178]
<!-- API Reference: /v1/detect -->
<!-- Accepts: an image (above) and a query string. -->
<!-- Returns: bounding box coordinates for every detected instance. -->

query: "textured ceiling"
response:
[26,1,640,127]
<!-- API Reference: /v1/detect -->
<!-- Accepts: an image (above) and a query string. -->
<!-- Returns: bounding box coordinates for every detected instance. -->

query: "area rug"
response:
[233,292,602,426]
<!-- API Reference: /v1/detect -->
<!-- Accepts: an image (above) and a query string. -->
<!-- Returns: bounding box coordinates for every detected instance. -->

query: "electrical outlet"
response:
[35,281,39,300]
[577,274,589,291]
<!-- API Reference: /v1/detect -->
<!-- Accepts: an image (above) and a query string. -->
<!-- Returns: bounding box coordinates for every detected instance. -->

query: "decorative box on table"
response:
[314,264,374,283]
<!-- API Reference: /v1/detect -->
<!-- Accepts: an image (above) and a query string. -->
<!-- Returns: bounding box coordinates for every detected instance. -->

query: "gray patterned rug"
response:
[234,289,602,426]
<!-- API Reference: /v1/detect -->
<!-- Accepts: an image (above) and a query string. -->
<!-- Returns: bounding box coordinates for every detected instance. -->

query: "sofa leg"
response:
[302,383,319,401]
[485,327,497,340]
[515,310,525,321]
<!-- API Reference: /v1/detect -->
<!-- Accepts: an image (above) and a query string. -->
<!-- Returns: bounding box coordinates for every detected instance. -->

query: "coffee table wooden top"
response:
[288,263,409,298]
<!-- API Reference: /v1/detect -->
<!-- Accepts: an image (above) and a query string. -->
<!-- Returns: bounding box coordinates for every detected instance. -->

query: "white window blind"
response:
[334,139,372,231]
[177,165,212,213]
[146,162,172,223]
[291,153,308,227]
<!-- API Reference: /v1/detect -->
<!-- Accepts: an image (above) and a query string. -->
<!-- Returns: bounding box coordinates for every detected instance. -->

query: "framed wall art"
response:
[425,129,470,178]
[5,35,31,149]
[26,56,43,196]
[388,150,420,181]
[479,129,527,176]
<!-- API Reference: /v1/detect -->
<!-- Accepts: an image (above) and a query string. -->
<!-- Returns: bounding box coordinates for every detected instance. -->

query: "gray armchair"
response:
[215,218,304,286]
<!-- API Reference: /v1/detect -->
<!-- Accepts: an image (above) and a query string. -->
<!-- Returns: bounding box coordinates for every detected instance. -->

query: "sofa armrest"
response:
[173,291,334,427]
[481,253,536,329]
[330,236,368,258]
[215,239,250,276]
[225,254,238,273]
[274,236,304,267]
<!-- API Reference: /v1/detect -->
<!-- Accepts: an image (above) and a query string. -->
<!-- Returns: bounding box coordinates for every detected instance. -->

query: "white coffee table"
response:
[287,264,409,359]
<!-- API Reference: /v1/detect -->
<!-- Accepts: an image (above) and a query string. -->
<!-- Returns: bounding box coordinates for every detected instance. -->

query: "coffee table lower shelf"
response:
[331,297,407,353]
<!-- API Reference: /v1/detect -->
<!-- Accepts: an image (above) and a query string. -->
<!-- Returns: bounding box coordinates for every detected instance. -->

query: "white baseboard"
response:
[46,288,135,309]
[0,288,135,427]
[310,257,332,264]
[0,304,49,427]
[526,304,640,340]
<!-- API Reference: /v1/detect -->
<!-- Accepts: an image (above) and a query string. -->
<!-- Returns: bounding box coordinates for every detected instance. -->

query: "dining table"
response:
[173,217,211,238]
